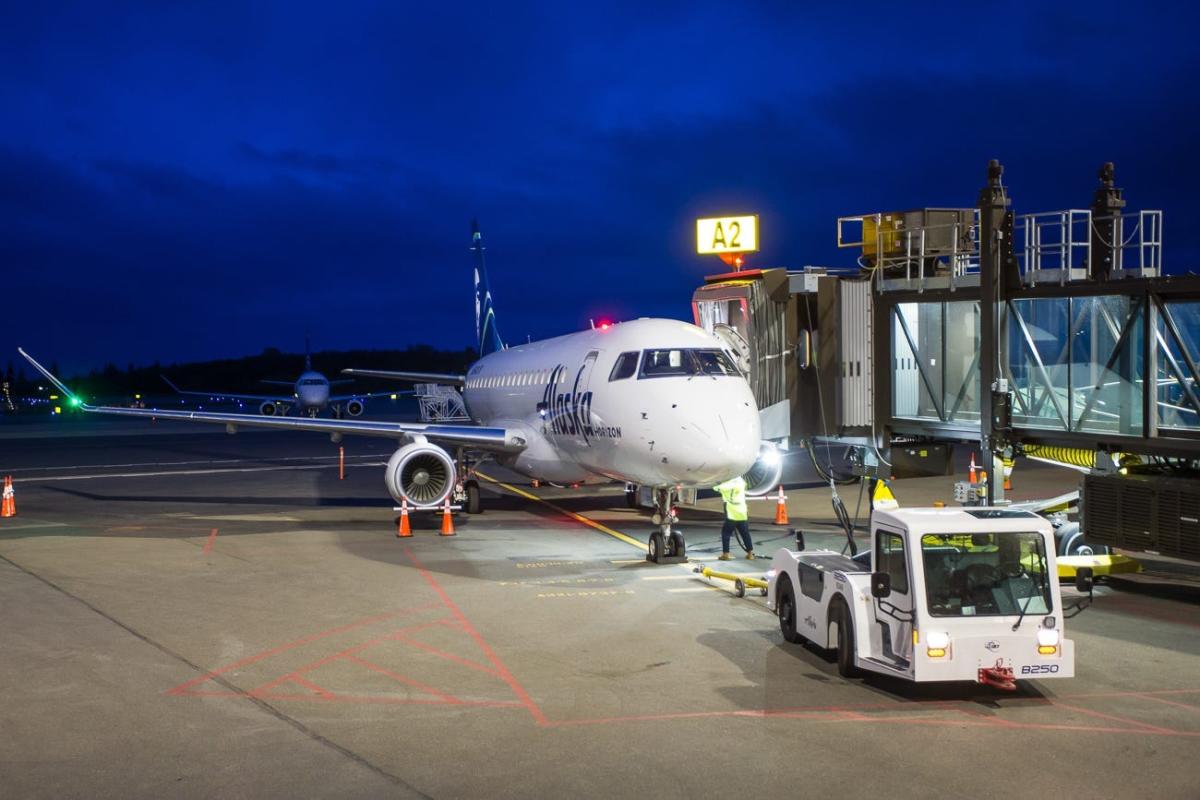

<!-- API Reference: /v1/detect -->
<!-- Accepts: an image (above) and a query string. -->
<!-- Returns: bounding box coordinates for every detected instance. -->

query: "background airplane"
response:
[19,223,774,561]
[161,337,396,419]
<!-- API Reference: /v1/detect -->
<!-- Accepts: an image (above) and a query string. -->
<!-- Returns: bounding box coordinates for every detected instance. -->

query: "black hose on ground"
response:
[805,440,859,485]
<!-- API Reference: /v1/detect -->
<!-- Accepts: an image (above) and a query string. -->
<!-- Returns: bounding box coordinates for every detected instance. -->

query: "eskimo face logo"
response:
[540,364,620,443]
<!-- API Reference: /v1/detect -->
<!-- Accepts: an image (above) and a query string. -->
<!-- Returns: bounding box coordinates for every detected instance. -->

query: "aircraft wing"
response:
[21,350,524,452]
[340,368,465,387]
[163,376,294,404]
[328,390,412,402]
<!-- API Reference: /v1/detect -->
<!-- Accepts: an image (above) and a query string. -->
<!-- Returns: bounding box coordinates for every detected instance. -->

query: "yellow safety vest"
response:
[714,476,748,521]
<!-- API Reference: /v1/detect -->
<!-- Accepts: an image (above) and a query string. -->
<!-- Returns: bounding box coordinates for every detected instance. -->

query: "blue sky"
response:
[2,1,1197,371]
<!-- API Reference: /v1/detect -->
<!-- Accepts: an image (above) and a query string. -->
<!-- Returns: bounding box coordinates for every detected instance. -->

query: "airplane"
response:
[18,222,776,562]
[160,337,395,419]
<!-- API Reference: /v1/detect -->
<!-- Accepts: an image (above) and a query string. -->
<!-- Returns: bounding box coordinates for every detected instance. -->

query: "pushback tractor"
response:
[768,508,1089,690]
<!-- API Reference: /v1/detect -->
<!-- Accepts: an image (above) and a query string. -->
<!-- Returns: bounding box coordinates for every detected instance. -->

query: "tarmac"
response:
[1,418,1198,798]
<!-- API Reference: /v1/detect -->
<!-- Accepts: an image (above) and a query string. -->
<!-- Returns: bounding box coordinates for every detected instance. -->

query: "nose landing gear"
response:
[647,486,687,564]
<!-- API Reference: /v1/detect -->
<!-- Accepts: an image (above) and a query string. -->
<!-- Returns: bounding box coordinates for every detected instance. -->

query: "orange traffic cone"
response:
[968,453,978,484]
[1,476,15,518]
[439,497,456,536]
[531,479,539,488]
[1002,456,1014,491]
[396,500,412,538]
[773,485,788,525]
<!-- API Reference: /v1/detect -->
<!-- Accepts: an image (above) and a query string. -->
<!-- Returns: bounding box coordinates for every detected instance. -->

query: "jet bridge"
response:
[691,161,1200,562]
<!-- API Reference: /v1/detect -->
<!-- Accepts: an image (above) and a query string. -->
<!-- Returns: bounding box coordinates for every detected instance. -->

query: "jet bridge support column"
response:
[1089,162,1126,282]
[978,160,1017,505]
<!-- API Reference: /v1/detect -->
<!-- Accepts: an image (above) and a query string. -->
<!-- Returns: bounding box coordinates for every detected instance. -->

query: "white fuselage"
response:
[293,371,331,411]
[461,318,761,488]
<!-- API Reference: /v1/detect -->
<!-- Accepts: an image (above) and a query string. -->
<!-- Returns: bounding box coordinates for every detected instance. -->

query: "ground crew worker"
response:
[714,475,753,560]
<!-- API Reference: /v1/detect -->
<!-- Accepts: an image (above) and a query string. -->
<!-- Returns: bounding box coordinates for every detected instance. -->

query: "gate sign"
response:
[696,215,759,255]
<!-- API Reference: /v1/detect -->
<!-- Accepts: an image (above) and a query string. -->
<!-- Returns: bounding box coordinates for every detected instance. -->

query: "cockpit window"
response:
[638,348,742,379]
[609,351,639,381]
[694,349,740,376]
[640,349,690,377]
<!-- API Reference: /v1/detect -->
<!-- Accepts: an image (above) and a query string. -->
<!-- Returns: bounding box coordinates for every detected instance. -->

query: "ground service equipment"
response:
[768,507,1083,689]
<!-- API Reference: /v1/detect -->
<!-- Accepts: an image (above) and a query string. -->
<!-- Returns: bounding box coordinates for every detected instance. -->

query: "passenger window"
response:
[876,532,909,595]
[609,351,639,381]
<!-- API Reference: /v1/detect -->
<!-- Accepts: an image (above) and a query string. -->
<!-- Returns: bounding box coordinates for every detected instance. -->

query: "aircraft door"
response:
[872,527,914,669]
[572,350,600,444]
[714,323,752,374]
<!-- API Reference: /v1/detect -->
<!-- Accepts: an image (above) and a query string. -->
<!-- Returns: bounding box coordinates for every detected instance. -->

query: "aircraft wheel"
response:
[668,530,686,559]
[465,480,482,514]
[648,531,666,562]
[777,577,803,643]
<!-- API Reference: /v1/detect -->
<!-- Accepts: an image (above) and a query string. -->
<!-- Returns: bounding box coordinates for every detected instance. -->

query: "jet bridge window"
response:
[609,351,639,381]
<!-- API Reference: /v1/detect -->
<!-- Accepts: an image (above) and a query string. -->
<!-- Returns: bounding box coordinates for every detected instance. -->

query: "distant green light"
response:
[69,396,82,407]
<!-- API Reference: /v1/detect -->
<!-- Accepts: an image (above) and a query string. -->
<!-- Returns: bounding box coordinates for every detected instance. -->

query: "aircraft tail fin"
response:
[472,220,504,357]
[304,332,312,371]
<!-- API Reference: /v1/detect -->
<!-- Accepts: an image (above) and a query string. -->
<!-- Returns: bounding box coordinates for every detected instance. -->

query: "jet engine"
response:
[345,399,364,417]
[385,442,456,507]
[742,441,783,496]
[259,401,278,416]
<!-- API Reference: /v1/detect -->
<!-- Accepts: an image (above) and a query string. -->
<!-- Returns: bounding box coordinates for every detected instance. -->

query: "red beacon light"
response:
[598,320,613,331]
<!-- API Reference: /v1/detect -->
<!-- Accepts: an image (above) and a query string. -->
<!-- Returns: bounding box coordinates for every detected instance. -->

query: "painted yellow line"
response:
[639,574,692,581]
[610,559,646,565]
[667,586,722,593]
[477,472,647,550]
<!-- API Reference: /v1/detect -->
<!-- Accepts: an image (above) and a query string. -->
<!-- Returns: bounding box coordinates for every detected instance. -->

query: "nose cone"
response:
[668,380,760,485]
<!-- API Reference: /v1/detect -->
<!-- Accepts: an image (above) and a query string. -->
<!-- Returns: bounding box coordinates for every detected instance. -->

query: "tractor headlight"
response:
[926,631,950,658]
[1036,628,1059,655]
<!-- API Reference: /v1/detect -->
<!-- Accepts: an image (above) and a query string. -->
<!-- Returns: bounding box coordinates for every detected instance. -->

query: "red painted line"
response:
[342,654,465,704]
[287,675,335,698]
[1059,687,1200,701]
[1138,694,1200,713]
[387,632,504,678]
[250,693,526,708]
[167,610,413,695]
[1045,701,1178,734]
[248,631,399,695]
[405,547,549,725]
[202,527,219,554]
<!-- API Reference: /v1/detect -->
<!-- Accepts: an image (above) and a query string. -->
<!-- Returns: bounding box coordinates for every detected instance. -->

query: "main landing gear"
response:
[452,449,483,515]
[646,486,687,564]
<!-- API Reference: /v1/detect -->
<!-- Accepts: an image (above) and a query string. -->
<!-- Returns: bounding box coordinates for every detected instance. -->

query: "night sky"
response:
[3,2,1198,373]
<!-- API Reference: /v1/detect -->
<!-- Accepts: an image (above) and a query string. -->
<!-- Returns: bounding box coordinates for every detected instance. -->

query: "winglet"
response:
[17,348,85,407]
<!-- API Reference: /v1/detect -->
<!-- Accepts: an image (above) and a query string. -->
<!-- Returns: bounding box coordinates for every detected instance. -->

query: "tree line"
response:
[3,345,477,403]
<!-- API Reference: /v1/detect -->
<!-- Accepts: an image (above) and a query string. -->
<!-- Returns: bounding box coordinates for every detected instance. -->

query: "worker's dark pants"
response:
[721,519,752,553]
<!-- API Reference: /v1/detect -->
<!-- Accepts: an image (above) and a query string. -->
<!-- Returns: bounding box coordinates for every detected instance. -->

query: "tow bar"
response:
[693,566,769,598]
[977,661,1017,691]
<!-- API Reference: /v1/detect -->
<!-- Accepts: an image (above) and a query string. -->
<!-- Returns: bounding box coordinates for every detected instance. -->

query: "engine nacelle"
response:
[385,442,456,507]
[743,441,783,497]
[259,401,278,416]
[345,399,364,417]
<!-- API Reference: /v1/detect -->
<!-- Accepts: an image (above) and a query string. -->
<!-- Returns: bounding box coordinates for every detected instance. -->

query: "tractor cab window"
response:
[609,351,639,381]
[920,532,1052,617]
[876,531,909,594]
